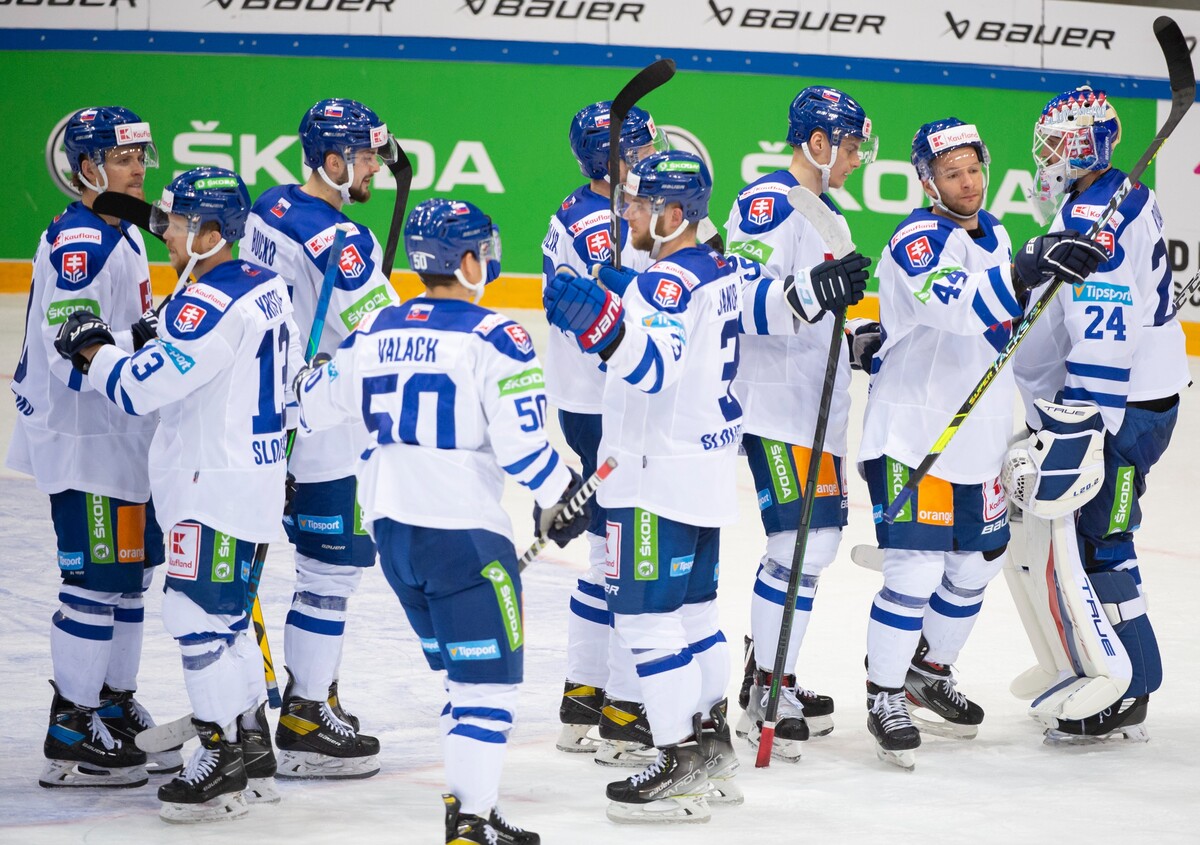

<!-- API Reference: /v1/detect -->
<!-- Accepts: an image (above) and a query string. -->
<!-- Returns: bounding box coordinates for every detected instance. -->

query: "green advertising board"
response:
[4,51,1157,287]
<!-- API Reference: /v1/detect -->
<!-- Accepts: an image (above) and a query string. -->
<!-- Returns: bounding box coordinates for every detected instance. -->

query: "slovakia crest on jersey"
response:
[338,244,366,279]
[586,229,613,263]
[174,303,207,333]
[407,303,433,321]
[748,197,775,226]
[504,324,533,354]
[60,251,88,284]
[906,236,934,268]
[1094,230,1115,258]
[653,278,683,309]
[270,198,291,218]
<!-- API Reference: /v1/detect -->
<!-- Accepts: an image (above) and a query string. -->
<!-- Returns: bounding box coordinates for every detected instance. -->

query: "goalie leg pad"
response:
[1088,568,1161,697]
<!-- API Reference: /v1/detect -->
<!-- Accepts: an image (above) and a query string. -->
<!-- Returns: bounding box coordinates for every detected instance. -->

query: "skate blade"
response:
[803,714,834,737]
[160,791,250,823]
[606,794,711,824]
[244,777,281,804]
[907,704,979,740]
[733,710,753,739]
[1042,723,1150,747]
[147,749,185,775]
[594,741,657,768]
[703,777,744,806]
[744,724,803,762]
[556,723,603,754]
[874,745,916,771]
[39,759,148,789]
[275,750,380,780]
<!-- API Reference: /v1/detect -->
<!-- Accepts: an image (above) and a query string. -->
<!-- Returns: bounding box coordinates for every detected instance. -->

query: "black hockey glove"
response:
[1013,230,1108,296]
[844,318,883,372]
[532,467,591,548]
[786,253,871,322]
[291,352,333,399]
[283,471,297,517]
[54,310,115,374]
[131,307,159,351]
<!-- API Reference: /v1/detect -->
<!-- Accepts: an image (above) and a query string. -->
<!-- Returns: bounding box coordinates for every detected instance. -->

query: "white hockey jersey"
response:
[541,184,652,414]
[598,246,744,527]
[1014,169,1189,434]
[7,202,156,501]
[85,260,302,543]
[295,298,573,542]
[860,208,1020,484]
[724,170,853,454]
[241,185,401,483]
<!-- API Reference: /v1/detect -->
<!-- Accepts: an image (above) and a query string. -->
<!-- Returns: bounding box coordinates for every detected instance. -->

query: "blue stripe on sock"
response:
[869,603,924,631]
[113,606,144,624]
[285,610,345,636]
[929,593,983,618]
[448,723,508,744]
[635,650,692,678]
[450,707,513,724]
[569,597,612,626]
[689,631,727,655]
[52,612,113,641]
[879,586,929,609]
[576,580,606,601]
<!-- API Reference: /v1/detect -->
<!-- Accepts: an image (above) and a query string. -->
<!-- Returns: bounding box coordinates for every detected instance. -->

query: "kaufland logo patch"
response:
[568,210,609,235]
[370,125,388,148]
[61,251,88,284]
[586,229,613,262]
[167,522,201,581]
[927,125,981,152]
[52,228,102,251]
[115,122,152,145]
[505,324,533,353]
[653,278,683,308]
[906,236,934,268]
[338,244,367,279]
[748,196,774,225]
[173,303,207,333]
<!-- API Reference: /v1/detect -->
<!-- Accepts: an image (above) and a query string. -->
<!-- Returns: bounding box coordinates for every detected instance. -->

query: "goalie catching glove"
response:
[1001,398,1106,519]
[784,252,870,323]
[532,466,591,548]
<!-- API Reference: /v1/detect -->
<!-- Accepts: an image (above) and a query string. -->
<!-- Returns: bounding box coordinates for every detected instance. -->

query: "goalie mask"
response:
[1002,398,1106,520]
[1030,87,1121,223]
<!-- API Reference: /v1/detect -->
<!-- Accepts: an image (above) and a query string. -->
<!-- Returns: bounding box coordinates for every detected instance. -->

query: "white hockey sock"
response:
[51,586,118,707]
[285,556,362,701]
[605,627,642,702]
[616,612,697,746]
[444,681,517,816]
[106,567,153,692]
[923,550,1003,665]
[867,549,943,689]
[565,551,612,689]
[750,528,838,675]
[682,599,728,713]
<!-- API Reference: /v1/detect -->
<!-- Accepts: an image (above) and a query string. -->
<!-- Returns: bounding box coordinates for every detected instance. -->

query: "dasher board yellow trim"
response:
[1,260,1197,355]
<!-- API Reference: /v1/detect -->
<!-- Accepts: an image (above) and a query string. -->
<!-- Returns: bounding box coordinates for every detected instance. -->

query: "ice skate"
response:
[275,692,380,779]
[444,794,505,844]
[239,702,280,804]
[736,636,834,740]
[326,677,361,733]
[1043,695,1150,746]
[594,697,656,768]
[867,682,920,771]
[904,655,984,740]
[737,669,809,762]
[556,681,604,754]
[157,720,249,823]
[98,684,183,774]
[605,743,711,824]
[40,680,148,789]
[488,805,540,845]
[697,702,742,806]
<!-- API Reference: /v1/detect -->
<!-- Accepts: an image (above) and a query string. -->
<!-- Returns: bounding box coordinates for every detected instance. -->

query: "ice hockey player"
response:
[722,85,877,760]
[7,105,177,788]
[1012,87,1189,743]
[54,167,300,821]
[543,100,664,761]
[241,97,401,778]
[859,117,1107,769]
[291,197,587,844]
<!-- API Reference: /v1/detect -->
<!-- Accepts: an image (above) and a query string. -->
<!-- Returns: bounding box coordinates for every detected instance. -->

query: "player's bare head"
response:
[64,106,158,199]
[404,198,501,301]
[787,86,877,191]
[911,118,990,221]
[300,98,398,206]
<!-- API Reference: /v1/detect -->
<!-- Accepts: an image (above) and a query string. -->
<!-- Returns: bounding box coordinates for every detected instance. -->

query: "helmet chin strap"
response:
[454,267,486,304]
[318,160,356,205]
[926,167,989,222]
[647,210,690,260]
[801,142,840,193]
[79,153,110,195]
[173,230,227,296]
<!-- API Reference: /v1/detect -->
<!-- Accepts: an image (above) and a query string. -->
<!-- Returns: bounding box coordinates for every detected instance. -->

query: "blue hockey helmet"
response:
[1032,86,1121,201]
[568,102,669,180]
[404,198,502,298]
[787,86,877,162]
[63,106,158,192]
[911,117,991,181]
[151,167,252,243]
[619,151,712,223]
[299,98,397,169]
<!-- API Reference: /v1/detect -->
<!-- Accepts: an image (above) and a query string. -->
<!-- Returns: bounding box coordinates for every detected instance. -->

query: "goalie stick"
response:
[139,224,352,751]
[519,457,617,571]
[608,59,676,270]
[883,15,1195,525]
[380,144,414,278]
[756,186,853,768]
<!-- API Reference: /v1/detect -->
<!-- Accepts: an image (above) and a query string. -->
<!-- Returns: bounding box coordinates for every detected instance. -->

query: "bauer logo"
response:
[446,639,501,661]
[297,514,344,535]
[461,0,644,21]
[57,551,84,573]
[1071,281,1132,305]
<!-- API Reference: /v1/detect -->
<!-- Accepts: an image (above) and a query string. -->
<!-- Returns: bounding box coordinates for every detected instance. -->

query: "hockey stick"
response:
[138,225,352,751]
[883,15,1195,524]
[92,192,161,241]
[756,186,853,768]
[518,457,617,572]
[380,144,414,278]
[1173,267,1200,309]
[608,59,676,270]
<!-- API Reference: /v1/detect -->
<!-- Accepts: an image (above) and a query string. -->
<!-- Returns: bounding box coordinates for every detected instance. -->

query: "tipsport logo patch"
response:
[905,236,934,269]
[586,229,613,263]
[57,550,84,573]
[447,639,501,661]
[669,554,694,578]
[160,341,195,374]
[338,244,367,279]
[297,514,344,535]
[173,303,207,333]
[747,196,775,226]
[1072,281,1132,305]
[482,561,523,651]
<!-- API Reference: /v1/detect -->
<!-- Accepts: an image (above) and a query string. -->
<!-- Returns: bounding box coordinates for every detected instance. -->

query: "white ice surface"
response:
[0,297,1196,844]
